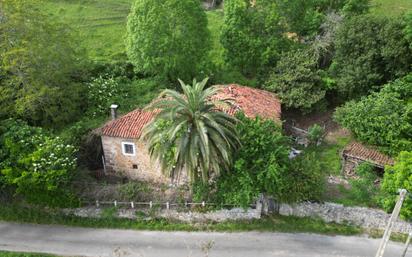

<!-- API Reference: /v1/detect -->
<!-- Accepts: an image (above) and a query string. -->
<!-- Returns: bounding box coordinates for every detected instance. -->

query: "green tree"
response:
[380,151,412,220]
[265,49,326,111]
[221,0,291,78]
[0,0,86,127]
[126,0,210,82]
[275,0,324,38]
[405,11,412,49]
[330,15,412,98]
[143,78,240,184]
[334,75,412,155]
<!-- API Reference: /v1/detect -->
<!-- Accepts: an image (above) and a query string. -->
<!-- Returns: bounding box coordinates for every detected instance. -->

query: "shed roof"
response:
[342,142,394,168]
[101,84,281,139]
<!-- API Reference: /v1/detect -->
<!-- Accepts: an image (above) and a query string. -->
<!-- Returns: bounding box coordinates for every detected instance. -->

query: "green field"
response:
[371,0,412,16]
[44,0,133,62]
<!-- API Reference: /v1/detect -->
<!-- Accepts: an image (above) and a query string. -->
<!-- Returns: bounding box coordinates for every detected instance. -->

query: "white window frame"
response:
[121,142,136,156]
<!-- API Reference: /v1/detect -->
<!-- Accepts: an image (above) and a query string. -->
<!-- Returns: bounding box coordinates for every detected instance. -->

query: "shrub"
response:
[281,152,325,203]
[0,119,79,207]
[87,75,123,117]
[126,0,210,81]
[347,163,379,206]
[214,113,324,206]
[307,124,325,146]
[380,151,412,220]
[214,113,289,207]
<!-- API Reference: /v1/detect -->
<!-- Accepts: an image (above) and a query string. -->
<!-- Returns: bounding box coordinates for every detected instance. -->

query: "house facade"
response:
[100,84,282,183]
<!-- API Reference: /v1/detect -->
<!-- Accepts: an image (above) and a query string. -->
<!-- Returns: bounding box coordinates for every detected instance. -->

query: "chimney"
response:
[110,104,118,120]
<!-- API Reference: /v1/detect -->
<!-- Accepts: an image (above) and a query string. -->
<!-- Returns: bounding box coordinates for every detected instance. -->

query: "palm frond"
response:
[142,78,240,185]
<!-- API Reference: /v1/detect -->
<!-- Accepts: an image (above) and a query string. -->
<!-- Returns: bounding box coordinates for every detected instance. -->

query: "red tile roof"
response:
[212,84,281,121]
[101,84,281,138]
[343,142,394,168]
[101,109,157,138]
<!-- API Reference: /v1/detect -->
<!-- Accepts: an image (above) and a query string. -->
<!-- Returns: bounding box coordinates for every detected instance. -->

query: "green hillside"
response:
[371,0,412,16]
[44,0,133,62]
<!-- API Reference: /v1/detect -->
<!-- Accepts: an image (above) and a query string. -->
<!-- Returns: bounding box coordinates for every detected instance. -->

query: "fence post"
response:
[96,200,100,208]
[131,202,134,209]
[185,201,188,208]
[166,202,170,210]
[114,200,117,207]
[149,201,153,209]
[202,201,205,207]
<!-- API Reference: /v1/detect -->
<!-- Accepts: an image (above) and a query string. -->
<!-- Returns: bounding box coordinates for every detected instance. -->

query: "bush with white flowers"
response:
[0,119,79,206]
[87,75,125,117]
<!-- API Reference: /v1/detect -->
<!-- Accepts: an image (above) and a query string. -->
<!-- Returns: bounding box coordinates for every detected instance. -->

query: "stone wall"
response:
[342,155,360,178]
[101,136,165,183]
[64,199,411,233]
[278,202,412,234]
[64,206,262,223]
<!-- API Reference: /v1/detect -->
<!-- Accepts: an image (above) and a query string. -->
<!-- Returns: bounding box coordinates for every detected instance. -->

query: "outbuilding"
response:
[341,141,394,177]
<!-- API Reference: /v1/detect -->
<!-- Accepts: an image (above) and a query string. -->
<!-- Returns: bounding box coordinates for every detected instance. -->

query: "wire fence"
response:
[80,200,258,210]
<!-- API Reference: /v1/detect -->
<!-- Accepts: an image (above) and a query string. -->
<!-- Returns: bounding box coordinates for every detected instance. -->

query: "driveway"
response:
[0,222,409,257]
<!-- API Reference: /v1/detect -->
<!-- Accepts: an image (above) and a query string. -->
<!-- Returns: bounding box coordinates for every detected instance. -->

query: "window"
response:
[121,142,136,156]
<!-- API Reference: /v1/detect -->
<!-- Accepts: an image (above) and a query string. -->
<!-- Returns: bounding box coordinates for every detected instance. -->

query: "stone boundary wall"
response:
[64,206,262,223]
[278,202,412,234]
[64,200,411,233]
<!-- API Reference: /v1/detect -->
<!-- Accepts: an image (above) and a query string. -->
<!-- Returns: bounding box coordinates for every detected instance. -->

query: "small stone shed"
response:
[100,84,282,183]
[341,141,394,177]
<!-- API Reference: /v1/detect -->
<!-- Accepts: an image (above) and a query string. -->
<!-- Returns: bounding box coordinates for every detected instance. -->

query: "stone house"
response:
[100,84,282,183]
[341,141,394,178]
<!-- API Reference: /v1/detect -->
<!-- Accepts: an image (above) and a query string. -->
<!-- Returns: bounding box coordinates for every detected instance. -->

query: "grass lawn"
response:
[0,251,57,257]
[371,0,412,16]
[306,136,351,176]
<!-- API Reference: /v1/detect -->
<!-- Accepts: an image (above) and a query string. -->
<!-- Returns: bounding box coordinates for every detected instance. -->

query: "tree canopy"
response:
[0,0,86,127]
[221,0,291,78]
[334,74,412,155]
[126,0,211,82]
[329,15,412,98]
[264,48,326,111]
[381,151,412,220]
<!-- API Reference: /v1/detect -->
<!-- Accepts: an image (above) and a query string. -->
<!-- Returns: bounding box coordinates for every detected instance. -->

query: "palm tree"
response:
[142,78,240,184]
